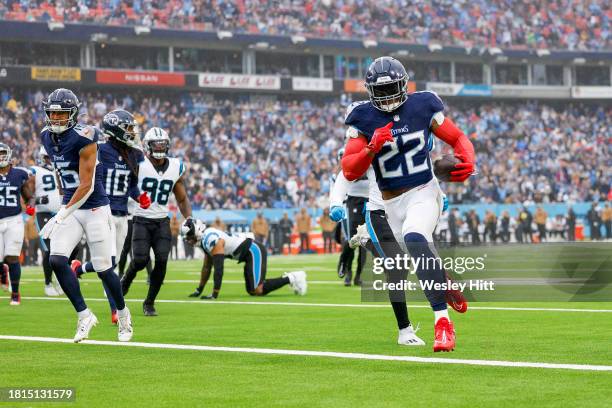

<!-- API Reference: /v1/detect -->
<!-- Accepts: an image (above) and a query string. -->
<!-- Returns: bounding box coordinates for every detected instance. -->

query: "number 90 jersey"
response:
[29,165,61,213]
[133,157,186,219]
[344,91,444,192]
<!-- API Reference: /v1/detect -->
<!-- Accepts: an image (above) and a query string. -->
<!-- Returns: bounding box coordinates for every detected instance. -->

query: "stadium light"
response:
[536,49,550,57]
[134,26,151,36]
[291,35,307,45]
[363,39,378,48]
[428,44,443,52]
[573,58,586,64]
[47,21,64,31]
[217,31,233,40]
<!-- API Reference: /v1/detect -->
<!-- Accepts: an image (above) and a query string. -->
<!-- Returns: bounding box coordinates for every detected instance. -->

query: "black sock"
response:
[145,260,167,304]
[42,251,53,285]
[262,277,290,295]
[391,302,410,330]
[49,255,87,312]
[121,262,139,294]
[8,263,21,294]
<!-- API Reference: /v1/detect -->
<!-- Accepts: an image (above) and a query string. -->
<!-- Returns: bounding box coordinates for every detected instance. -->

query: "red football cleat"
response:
[445,272,468,313]
[70,260,82,279]
[433,317,456,352]
[111,310,118,325]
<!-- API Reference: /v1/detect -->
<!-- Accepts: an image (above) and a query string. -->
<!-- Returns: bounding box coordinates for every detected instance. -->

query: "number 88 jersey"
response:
[134,157,186,219]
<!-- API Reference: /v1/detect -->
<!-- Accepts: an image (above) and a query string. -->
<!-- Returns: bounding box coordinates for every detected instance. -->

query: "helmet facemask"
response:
[366,76,408,112]
[0,144,12,168]
[45,106,78,134]
[147,139,169,159]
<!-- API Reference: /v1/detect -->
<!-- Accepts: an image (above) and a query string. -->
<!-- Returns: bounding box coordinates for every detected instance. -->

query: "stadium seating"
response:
[1,0,610,50]
[1,89,609,208]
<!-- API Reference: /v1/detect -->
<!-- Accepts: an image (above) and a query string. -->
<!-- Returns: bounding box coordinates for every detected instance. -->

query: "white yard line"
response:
[0,334,610,372]
[3,296,611,313]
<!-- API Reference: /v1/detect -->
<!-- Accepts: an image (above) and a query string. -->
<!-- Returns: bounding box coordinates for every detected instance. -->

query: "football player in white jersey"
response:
[29,146,64,296]
[120,127,192,316]
[181,220,307,298]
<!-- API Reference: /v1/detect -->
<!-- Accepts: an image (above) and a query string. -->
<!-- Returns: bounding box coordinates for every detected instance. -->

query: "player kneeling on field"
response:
[181,219,307,298]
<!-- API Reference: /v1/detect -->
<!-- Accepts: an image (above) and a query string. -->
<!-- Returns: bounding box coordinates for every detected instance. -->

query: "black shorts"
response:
[365,209,403,258]
[131,216,172,262]
[239,240,267,294]
[343,195,368,240]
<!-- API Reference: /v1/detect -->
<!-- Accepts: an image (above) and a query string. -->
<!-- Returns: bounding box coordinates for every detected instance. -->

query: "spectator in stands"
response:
[296,209,311,253]
[251,212,270,247]
[320,208,336,253]
[535,207,548,242]
[279,212,293,253]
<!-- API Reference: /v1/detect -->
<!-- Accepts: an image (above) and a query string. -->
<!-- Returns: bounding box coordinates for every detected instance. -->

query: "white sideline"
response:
[3,296,611,313]
[0,334,610,372]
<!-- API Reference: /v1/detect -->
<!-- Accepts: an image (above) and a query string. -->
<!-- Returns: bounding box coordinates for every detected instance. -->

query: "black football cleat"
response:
[143,302,158,317]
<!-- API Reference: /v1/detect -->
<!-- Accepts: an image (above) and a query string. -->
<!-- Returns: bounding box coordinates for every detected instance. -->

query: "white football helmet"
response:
[181,218,206,245]
[37,145,52,168]
[143,127,170,159]
[0,143,12,167]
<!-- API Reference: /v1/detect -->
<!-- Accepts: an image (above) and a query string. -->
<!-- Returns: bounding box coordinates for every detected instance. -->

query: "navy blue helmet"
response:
[364,57,409,112]
[102,109,139,147]
[42,88,80,134]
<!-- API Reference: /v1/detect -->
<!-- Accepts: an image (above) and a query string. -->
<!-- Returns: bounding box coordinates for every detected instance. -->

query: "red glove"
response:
[25,205,35,216]
[367,122,395,154]
[139,192,151,209]
[432,118,475,183]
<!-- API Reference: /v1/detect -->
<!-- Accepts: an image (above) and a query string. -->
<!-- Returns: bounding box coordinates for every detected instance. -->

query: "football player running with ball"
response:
[181,220,307,299]
[120,127,192,316]
[0,143,35,305]
[341,57,475,352]
[39,88,133,342]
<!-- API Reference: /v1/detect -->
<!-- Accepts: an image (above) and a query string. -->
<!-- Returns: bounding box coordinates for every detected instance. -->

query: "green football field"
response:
[0,251,610,407]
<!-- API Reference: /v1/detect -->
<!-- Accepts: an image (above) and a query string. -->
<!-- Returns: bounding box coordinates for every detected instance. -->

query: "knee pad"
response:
[49,255,69,271]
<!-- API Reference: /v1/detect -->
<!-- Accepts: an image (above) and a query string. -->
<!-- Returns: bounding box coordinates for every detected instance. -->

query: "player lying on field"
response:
[181,219,307,298]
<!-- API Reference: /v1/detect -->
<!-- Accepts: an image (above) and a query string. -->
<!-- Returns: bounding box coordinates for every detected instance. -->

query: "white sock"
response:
[434,308,449,323]
[117,307,129,317]
[77,308,91,319]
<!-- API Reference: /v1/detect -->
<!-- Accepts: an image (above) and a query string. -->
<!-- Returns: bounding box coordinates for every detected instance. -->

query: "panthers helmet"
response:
[37,145,52,168]
[364,57,409,112]
[42,88,80,134]
[103,109,139,147]
[181,218,206,245]
[0,143,12,167]
[143,127,170,159]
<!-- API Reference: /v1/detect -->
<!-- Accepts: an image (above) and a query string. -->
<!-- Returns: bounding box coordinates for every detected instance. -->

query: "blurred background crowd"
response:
[1,0,610,50]
[2,88,610,211]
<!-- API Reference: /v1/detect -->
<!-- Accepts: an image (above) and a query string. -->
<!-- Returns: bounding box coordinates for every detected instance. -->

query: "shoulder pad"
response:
[344,100,369,121]
[29,166,37,175]
[178,159,187,176]
[73,124,98,141]
[15,167,33,177]
[411,91,444,113]
[345,127,360,139]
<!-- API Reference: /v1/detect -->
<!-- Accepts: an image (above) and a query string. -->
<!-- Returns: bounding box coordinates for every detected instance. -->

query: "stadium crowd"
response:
[1,88,610,210]
[1,0,610,51]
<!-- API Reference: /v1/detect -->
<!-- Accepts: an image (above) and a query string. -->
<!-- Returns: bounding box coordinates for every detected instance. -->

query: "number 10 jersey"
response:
[134,157,186,219]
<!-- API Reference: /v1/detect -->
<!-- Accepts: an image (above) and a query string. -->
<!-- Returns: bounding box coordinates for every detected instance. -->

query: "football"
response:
[433,154,460,182]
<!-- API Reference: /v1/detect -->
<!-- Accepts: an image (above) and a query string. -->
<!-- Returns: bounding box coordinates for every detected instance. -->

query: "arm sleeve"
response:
[341,136,373,181]
[432,118,475,163]
[329,171,350,208]
[212,254,225,292]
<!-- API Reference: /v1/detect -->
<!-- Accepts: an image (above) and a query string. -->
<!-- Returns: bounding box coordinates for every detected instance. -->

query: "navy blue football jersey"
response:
[98,142,144,216]
[40,124,110,209]
[0,167,30,219]
[345,91,444,191]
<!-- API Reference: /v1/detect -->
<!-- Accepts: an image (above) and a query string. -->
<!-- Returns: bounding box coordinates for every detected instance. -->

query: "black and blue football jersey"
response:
[0,167,30,219]
[345,91,444,192]
[40,124,110,209]
[98,142,144,216]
